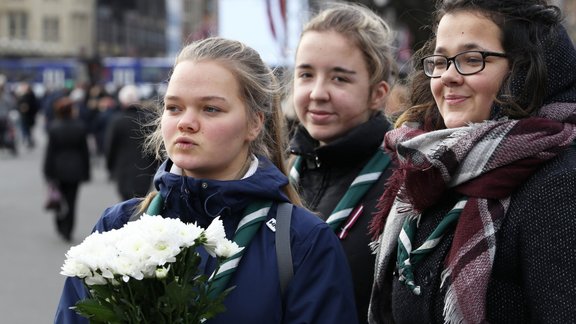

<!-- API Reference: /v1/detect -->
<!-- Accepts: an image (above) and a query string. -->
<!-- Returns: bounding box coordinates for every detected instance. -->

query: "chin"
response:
[308,128,339,143]
[444,120,467,129]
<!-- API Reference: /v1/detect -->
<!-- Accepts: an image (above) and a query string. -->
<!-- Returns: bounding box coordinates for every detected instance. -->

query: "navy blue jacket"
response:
[55,157,358,324]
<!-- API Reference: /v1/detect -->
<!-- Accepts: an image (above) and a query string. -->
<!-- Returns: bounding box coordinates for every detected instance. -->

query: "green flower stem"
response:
[126,280,146,324]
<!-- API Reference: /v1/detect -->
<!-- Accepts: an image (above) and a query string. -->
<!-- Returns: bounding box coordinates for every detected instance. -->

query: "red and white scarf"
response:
[370,102,576,323]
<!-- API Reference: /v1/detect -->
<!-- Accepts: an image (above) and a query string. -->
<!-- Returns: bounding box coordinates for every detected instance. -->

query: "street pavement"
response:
[0,120,120,323]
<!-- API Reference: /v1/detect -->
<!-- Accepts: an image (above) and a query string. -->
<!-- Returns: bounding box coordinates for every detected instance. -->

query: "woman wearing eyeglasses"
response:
[368,0,576,323]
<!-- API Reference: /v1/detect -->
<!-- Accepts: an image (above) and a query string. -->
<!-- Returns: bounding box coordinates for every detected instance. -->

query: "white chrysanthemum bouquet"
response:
[61,214,242,323]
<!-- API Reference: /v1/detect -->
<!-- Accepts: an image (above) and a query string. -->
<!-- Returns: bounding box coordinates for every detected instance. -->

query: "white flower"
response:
[203,217,228,257]
[85,272,107,286]
[155,266,170,279]
[61,213,240,321]
[60,259,92,278]
[214,240,243,259]
[62,215,241,285]
[110,253,145,282]
[179,223,204,247]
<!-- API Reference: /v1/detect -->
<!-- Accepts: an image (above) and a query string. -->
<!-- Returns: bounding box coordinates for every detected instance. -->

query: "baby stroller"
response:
[0,110,18,155]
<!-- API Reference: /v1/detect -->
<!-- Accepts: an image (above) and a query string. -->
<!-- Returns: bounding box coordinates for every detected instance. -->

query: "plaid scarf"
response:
[370,102,576,323]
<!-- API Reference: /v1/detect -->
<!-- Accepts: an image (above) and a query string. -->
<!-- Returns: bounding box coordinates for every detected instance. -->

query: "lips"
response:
[444,95,468,105]
[308,109,334,123]
[174,136,197,149]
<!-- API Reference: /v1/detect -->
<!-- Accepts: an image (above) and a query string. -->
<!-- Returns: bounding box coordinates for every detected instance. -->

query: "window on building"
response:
[8,11,28,40]
[43,17,60,42]
[71,13,87,45]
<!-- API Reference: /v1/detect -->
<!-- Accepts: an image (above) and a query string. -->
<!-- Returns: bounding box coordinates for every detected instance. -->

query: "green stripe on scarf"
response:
[290,150,390,232]
[209,200,272,298]
[145,194,272,300]
[396,197,467,295]
[146,193,163,216]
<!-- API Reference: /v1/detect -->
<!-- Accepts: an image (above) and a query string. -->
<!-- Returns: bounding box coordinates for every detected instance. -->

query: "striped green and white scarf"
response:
[290,150,390,237]
[396,197,467,295]
[145,193,272,299]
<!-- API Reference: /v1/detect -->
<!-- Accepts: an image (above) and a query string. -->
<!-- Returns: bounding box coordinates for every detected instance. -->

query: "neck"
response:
[234,155,253,180]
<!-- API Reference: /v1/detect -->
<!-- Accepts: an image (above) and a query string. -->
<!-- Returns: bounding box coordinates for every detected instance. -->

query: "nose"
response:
[177,109,200,132]
[310,79,329,101]
[439,61,463,86]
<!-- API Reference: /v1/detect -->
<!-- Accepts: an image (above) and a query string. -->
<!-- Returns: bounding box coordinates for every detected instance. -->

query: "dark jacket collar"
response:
[290,112,390,167]
[152,157,289,235]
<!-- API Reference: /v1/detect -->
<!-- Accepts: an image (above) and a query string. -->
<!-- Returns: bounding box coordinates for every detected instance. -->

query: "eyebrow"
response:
[164,95,228,102]
[295,63,356,75]
[435,43,484,54]
[332,67,356,75]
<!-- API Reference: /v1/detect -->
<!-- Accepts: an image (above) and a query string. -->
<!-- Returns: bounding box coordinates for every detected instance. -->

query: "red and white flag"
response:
[265,0,288,53]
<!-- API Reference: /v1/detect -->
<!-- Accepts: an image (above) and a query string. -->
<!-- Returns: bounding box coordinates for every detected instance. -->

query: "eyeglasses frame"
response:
[421,50,507,78]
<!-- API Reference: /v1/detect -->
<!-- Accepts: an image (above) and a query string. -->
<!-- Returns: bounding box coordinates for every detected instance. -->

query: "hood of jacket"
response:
[151,156,289,236]
[507,25,576,110]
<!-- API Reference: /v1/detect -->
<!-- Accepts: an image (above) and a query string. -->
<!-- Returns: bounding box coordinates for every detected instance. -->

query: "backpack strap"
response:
[275,202,293,296]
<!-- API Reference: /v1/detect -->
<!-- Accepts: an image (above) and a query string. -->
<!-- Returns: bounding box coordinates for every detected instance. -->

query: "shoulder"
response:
[94,198,143,232]
[290,205,326,231]
[289,205,340,249]
[508,144,576,222]
[517,144,576,195]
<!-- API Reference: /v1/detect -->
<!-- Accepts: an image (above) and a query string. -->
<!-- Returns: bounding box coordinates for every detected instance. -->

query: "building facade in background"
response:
[0,0,214,59]
[0,0,95,57]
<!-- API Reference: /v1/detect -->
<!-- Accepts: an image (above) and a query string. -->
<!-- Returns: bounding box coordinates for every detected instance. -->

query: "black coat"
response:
[383,144,576,323]
[104,105,158,199]
[17,89,39,127]
[43,118,90,183]
[290,112,393,323]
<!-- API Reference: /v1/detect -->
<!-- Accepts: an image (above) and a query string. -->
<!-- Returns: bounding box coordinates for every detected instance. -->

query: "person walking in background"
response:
[105,84,158,201]
[78,84,107,158]
[55,37,358,323]
[16,81,39,148]
[0,74,18,155]
[43,96,91,242]
[368,0,576,323]
[91,93,118,158]
[288,3,396,322]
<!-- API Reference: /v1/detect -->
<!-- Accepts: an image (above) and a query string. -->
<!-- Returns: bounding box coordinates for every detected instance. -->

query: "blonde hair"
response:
[300,3,396,86]
[141,37,301,211]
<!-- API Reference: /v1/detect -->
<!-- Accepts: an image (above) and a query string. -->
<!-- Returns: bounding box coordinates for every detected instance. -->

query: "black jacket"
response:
[105,105,158,199]
[290,112,393,323]
[43,118,90,183]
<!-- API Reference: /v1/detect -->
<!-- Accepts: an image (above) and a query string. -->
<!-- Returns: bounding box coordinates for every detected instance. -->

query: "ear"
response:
[247,111,265,141]
[368,80,390,111]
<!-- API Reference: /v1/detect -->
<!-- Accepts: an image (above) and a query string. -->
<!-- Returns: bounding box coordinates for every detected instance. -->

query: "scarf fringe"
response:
[369,238,380,255]
[443,284,465,324]
[442,267,465,324]
[440,265,451,289]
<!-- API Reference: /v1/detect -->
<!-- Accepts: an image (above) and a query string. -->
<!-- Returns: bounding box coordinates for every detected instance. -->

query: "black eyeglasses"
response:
[421,50,507,78]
